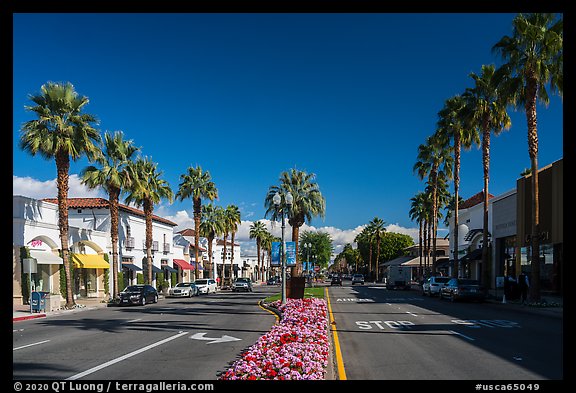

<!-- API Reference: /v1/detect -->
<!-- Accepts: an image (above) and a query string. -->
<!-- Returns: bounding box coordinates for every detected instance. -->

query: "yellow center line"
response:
[325,287,347,380]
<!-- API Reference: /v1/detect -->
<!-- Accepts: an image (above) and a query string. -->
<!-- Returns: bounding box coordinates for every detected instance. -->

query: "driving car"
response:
[266,276,279,285]
[232,277,253,292]
[422,276,451,296]
[351,274,365,285]
[439,278,486,302]
[118,284,158,306]
[331,275,343,286]
[167,282,199,298]
[194,278,218,294]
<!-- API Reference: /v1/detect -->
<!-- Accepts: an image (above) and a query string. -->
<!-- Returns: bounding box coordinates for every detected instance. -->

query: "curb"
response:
[13,313,46,322]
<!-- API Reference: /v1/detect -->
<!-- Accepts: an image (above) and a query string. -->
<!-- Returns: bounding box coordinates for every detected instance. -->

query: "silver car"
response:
[232,277,253,292]
[351,274,365,285]
[167,282,199,298]
[195,279,218,294]
[422,276,451,296]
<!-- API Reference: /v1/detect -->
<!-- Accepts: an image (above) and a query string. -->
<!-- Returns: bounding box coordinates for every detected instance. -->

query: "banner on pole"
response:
[271,242,281,266]
[286,241,296,266]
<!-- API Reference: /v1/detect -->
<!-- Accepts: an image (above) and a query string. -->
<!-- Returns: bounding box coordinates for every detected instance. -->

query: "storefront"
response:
[70,253,110,299]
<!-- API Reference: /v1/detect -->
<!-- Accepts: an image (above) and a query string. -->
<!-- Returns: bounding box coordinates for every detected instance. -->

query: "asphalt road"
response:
[13,285,279,380]
[327,282,563,380]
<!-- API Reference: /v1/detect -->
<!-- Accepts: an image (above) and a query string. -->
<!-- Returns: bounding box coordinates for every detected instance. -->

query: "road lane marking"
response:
[13,340,50,351]
[190,332,241,344]
[326,287,347,380]
[126,318,142,323]
[406,311,418,316]
[65,331,188,380]
[449,330,475,341]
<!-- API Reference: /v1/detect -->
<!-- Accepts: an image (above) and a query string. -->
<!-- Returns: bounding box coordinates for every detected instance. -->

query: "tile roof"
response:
[459,191,494,210]
[178,228,196,237]
[42,197,178,226]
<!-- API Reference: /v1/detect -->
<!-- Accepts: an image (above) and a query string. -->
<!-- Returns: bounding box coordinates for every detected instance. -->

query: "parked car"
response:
[118,284,158,306]
[232,277,253,292]
[167,282,199,298]
[267,276,279,285]
[351,274,365,285]
[422,276,451,296]
[331,275,343,286]
[195,279,218,294]
[439,278,486,302]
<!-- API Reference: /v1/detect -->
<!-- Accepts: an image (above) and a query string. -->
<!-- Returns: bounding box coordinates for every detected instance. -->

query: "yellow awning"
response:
[71,253,110,269]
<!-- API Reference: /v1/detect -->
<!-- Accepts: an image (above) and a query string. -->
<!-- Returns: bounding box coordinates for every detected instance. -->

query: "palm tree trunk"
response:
[230,232,236,281]
[222,233,228,287]
[109,187,120,299]
[256,239,261,282]
[208,234,215,280]
[481,120,491,287]
[453,136,461,279]
[144,199,153,284]
[193,198,202,280]
[526,77,541,303]
[418,221,423,280]
[56,151,75,309]
[432,170,438,274]
[375,238,381,282]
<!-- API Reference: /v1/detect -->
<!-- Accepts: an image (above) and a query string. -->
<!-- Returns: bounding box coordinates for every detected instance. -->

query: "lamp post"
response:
[273,191,293,305]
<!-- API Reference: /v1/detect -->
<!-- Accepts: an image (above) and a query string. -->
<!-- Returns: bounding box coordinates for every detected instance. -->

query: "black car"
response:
[267,276,279,285]
[331,275,343,286]
[118,284,158,306]
[439,278,486,302]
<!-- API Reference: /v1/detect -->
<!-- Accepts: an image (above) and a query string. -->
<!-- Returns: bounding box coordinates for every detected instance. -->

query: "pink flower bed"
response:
[219,298,330,380]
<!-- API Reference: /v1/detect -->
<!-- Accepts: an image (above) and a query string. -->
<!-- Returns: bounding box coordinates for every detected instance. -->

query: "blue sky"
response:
[12,13,563,255]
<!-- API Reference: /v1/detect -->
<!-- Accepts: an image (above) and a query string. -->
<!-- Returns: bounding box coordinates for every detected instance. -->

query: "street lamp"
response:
[273,191,293,305]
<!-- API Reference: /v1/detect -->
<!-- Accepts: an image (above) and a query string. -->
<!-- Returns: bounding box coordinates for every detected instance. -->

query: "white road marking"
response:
[406,311,418,316]
[449,330,475,341]
[190,332,242,344]
[126,318,142,323]
[13,340,50,351]
[65,331,188,380]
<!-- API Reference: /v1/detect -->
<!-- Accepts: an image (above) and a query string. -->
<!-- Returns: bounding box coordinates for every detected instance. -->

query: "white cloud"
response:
[13,174,105,200]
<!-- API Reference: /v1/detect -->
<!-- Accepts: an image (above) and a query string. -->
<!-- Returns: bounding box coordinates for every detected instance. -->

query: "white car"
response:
[194,279,217,294]
[422,276,451,296]
[167,282,199,298]
[351,274,365,285]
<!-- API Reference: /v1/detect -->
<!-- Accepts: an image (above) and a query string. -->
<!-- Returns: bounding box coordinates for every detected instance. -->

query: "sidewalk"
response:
[13,297,109,322]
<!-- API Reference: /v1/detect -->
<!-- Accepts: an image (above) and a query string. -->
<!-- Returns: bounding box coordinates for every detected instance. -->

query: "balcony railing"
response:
[125,237,135,250]
[163,243,170,254]
[142,240,159,252]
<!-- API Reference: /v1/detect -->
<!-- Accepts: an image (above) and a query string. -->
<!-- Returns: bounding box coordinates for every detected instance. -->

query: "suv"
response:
[232,277,253,292]
[351,274,365,285]
[422,276,451,296]
[331,275,343,286]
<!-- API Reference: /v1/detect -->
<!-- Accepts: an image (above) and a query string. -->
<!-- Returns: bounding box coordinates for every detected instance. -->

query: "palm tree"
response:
[176,165,218,280]
[264,168,326,276]
[260,231,274,280]
[354,225,375,280]
[80,131,139,299]
[492,13,563,302]
[125,157,174,284]
[368,217,386,282]
[414,133,453,273]
[409,192,427,280]
[226,205,241,280]
[464,64,512,287]
[249,221,268,282]
[200,204,225,279]
[437,95,480,278]
[19,81,101,309]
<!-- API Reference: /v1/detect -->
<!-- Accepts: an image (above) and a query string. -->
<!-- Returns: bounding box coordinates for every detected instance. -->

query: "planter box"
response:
[45,294,62,312]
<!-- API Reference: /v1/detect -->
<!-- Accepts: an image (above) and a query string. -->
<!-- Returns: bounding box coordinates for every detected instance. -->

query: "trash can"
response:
[31,291,48,313]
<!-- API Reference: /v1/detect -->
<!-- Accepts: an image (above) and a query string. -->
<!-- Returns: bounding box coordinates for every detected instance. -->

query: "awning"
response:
[71,253,110,269]
[29,249,63,265]
[152,265,162,273]
[122,262,142,271]
[401,256,427,267]
[461,248,483,261]
[173,259,193,270]
[190,261,204,271]
[161,264,178,273]
[381,255,412,267]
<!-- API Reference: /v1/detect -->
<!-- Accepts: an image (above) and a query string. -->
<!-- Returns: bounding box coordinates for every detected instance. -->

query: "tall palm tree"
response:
[414,133,453,273]
[409,192,427,280]
[249,221,268,282]
[225,205,241,280]
[19,81,101,309]
[492,13,563,302]
[176,165,218,279]
[264,168,326,276]
[464,64,512,287]
[80,131,139,298]
[368,217,386,282]
[200,204,225,279]
[354,225,375,279]
[437,95,480,278]
[260,231,274,280]
[125,157,174,284]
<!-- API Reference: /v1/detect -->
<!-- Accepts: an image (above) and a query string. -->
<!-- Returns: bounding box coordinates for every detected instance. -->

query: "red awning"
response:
[173,259,194,270]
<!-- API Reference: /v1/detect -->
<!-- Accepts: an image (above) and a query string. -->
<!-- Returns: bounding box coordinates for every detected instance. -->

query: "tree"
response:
[264,168,326,276]
[249,221,268,282]
[299,230,334,272]
[354,226,375,279]
[81,131,139,298]
[437,94,480,278]
[368,217,386,281]
[176,165,218,280]
[409,192,427,279]
[414,132,453,273]
[464,64,511,287]
[492,13,563,302]
[20,81,101,309]
[225,205,241,280]
[125,157,174,284]
[200,204,225,279]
